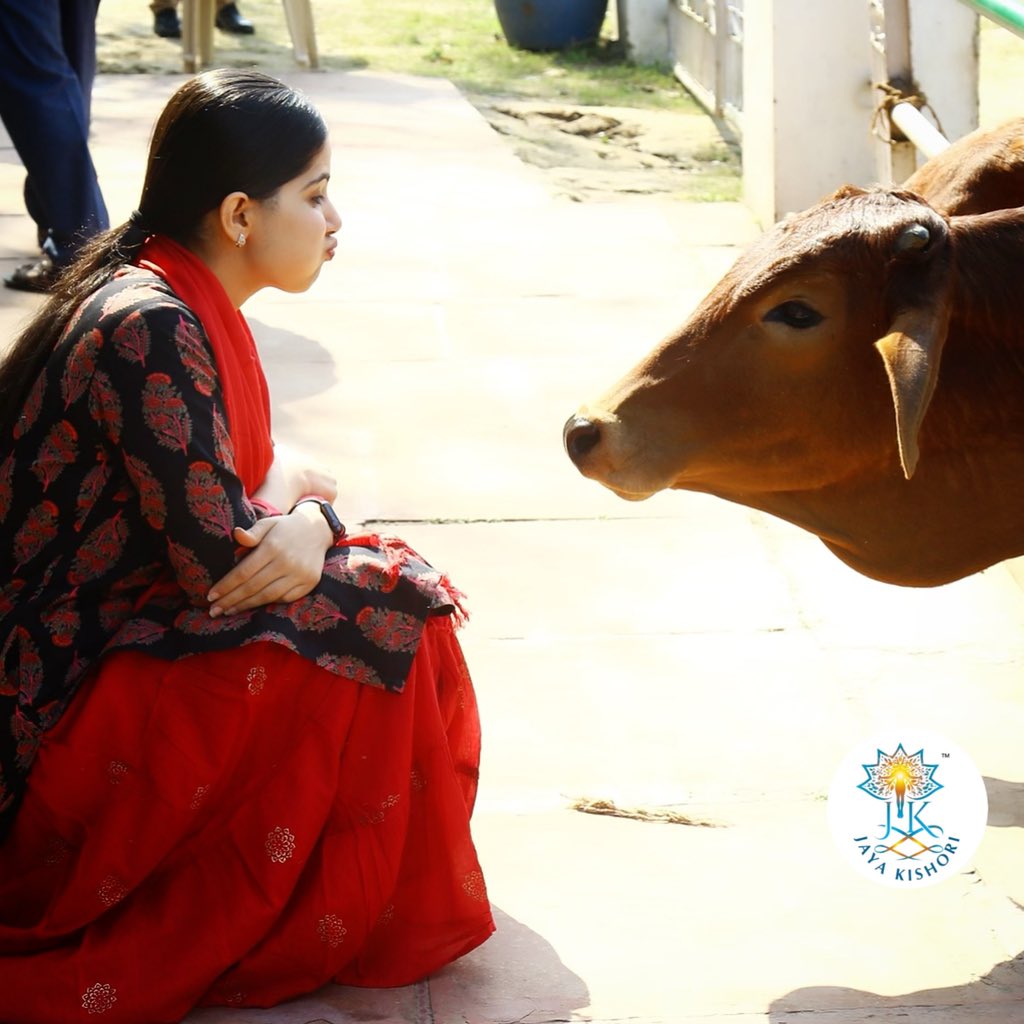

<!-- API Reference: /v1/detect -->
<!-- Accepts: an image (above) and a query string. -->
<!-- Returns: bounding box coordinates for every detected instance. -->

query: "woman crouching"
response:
[0,69,493,1022]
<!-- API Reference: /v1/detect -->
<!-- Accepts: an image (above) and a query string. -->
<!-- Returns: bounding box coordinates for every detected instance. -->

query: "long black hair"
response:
[0,69,327,437]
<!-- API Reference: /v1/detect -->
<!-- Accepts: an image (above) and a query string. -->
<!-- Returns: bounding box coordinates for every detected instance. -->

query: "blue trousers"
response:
[0,0,109,266]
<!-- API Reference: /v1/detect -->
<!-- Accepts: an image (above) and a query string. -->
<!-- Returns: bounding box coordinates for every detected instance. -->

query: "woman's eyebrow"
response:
[304,172,330,188]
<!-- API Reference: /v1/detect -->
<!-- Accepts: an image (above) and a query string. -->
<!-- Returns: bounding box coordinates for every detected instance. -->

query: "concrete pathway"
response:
[2,70,1023,1024]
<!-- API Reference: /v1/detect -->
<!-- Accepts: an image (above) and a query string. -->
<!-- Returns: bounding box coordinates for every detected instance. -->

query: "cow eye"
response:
[763,301,824,329]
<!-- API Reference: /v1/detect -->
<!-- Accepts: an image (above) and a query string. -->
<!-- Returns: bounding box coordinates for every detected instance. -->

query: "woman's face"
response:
[247,142,341,293]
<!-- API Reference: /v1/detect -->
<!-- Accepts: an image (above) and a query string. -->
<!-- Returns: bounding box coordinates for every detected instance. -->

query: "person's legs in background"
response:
[150,0,182,38]
[149,0,255,39]
[0,0,108,292]
[25,0,103,246]
[215,2,255,35]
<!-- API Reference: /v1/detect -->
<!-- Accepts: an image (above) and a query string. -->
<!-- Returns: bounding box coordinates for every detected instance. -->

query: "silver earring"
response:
[235,232,246,248]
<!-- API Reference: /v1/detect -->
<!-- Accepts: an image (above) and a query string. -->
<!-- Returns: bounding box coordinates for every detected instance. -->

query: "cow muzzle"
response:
[563,414,602,468]
[564,361,660,484]
[562,412,661,500]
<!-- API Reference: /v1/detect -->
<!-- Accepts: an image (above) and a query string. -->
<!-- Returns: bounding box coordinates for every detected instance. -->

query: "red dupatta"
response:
[135,235,273,494]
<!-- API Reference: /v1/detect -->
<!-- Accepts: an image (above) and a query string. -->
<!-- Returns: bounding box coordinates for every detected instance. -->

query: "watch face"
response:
[320,501,345,539]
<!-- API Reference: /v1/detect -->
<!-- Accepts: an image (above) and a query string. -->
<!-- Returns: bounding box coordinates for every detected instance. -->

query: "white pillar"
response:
[742,0,877,226]
[871,0,978,185]
[616,0,670,65]
[906,0,978,154]
[740,0,979,225]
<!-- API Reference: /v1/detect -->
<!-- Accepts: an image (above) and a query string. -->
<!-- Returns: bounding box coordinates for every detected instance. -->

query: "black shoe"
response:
[215,3,254,34]
[153,8,182,38]
[3,256,58,294]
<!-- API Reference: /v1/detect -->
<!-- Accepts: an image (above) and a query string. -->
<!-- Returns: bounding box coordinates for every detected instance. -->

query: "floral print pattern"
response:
[0,269,465,835]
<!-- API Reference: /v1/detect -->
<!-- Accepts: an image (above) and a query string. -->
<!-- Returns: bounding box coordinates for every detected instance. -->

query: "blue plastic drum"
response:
[495,0,609,51]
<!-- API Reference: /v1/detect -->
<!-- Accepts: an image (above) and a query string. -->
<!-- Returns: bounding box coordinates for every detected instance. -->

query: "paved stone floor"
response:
[2,70,1023,1024]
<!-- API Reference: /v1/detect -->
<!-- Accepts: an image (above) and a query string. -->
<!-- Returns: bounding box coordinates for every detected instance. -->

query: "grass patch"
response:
[98,0,700,113]
[99,2,1020,123]
[96,0,740,203]
[344,3,692,110]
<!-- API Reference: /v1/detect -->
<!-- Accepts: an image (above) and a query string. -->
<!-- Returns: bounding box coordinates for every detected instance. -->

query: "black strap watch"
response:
[291,497,346,542]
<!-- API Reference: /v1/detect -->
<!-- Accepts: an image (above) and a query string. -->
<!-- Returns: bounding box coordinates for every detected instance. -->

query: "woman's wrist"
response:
[290,496,346,544]
[290,499,336,548]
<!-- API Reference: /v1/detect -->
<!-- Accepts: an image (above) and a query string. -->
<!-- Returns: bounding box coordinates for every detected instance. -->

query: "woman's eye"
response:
[311,194,326,206]
[763,301,824,329]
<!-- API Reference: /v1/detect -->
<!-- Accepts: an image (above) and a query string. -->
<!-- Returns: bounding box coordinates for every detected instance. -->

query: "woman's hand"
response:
[206,504,334,616]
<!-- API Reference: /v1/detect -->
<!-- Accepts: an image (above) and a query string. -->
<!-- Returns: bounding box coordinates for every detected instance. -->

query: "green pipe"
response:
[959,0,1024,38]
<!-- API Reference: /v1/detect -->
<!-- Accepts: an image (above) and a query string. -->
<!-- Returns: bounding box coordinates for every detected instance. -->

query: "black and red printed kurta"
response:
[0,267,463,833]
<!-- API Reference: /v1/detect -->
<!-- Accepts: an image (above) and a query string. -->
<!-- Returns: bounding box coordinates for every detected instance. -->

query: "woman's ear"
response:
[217,191,253,248]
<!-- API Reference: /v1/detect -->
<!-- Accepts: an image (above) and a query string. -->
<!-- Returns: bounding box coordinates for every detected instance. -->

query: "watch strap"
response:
[290,496,346,542]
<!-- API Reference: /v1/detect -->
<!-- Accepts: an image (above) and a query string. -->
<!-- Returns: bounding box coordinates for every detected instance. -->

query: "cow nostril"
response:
[563,415,602,465]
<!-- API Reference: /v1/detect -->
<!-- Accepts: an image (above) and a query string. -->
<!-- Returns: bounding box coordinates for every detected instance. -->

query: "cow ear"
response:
[873,215,953,480]
[874,291,952,480]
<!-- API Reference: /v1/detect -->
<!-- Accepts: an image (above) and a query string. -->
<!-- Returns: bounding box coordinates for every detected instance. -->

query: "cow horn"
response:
[894,223,931,253]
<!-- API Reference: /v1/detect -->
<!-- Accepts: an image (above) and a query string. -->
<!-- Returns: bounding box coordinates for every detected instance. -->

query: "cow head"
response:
[565,188,954,506]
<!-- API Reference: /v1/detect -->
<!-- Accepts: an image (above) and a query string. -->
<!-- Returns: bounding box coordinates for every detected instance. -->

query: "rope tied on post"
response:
[872,80,946,147]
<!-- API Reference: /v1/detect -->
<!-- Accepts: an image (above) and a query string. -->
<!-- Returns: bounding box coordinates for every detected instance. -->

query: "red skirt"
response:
[0,617,494,1023]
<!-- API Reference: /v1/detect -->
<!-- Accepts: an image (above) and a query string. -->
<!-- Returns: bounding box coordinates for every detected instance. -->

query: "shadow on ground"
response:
[184,906,590,1024]
[987,777,1024,828]
[765,779,1024,1023]
[769,953,1024,1023]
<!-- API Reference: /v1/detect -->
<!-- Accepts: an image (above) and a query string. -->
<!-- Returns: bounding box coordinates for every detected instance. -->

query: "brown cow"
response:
[904,116,1024,215]
[564,185,1024,588]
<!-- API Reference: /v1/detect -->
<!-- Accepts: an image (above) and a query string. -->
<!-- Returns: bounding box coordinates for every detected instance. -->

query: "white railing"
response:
[668,0,744,138]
